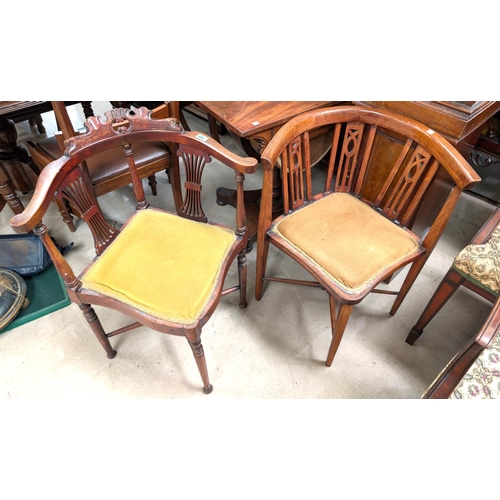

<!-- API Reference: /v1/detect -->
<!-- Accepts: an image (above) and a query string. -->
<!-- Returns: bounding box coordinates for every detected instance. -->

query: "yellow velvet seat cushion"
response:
[271,192,421,292]
[81,209,237,325]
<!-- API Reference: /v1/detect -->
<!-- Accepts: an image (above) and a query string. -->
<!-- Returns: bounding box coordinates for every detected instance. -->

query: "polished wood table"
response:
[195,101,342,245]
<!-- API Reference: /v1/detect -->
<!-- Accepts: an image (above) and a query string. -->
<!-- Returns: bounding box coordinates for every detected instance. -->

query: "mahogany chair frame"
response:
[423,294,500,398]
[256,105,481,367]
[9,107,258,394]
[25,101,177,232]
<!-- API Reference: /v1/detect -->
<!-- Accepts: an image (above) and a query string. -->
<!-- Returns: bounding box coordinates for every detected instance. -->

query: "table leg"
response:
[0,116,40,216]
[0,165,24,215]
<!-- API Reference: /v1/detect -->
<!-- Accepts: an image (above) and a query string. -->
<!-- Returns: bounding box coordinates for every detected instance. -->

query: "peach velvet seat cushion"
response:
[81,209,237,325]
[271,192,421,292]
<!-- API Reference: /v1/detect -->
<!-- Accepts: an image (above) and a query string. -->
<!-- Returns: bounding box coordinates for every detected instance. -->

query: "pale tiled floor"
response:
[0,102,497,399]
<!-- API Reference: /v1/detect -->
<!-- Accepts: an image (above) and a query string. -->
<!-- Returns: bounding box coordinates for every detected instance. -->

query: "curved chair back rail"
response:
[256,104,481,367]
[10,107,258,394]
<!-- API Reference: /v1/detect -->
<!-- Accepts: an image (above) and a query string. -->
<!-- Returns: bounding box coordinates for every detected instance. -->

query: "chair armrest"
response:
[9,156,69,233]
[182,130,258,175]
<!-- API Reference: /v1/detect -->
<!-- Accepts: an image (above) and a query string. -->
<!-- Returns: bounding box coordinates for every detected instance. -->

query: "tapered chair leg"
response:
[186,335,213,394]
[238,250,248,308]
[79,303,117,358]
[325,296,354,367]
[390,255,430,316]
[255,237,270,301]
[405,268,464,345]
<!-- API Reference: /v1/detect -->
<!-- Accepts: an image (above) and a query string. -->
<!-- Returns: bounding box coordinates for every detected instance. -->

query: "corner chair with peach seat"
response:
[255,105,481,367]
[9,107,258,394]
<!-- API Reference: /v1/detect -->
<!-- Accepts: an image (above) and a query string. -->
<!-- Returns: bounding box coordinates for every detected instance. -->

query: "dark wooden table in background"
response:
[195,101,342,244]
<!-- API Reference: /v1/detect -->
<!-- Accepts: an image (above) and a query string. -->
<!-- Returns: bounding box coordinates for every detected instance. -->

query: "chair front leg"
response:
[238,249,248,308]
[79,303,117,359]
[325,296,353,367]
[186,333,213,394]
[255,236,271,301]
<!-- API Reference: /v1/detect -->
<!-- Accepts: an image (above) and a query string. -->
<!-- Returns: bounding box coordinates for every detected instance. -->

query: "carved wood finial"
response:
[65,107,183,155]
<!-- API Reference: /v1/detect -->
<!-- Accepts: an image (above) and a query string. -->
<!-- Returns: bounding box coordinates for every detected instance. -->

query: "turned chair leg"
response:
[186,334,213,394]
[79,303,117,359]
[325,296,354,367]
[238,250,248,308]
[147,175,158,196]
[405,268,464,345]
[29,114,46,134]
[55,198,76,232]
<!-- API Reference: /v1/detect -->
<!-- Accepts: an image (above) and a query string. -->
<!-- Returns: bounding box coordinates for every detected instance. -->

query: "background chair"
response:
[25,101,176,232]
[423,294,500,399]
[9,107,258,394]
[110,101,193,131]
[255,105,481,367]
[407,203,500,345]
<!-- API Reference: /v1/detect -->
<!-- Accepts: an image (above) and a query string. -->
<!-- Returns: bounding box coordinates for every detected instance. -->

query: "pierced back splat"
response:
[55,166,119,255]
[177,144,212,222]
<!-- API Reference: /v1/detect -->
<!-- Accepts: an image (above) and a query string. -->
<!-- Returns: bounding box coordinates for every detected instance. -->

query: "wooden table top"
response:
[196,101,339,137]
[0,101,46,116]
[0,101,83,125]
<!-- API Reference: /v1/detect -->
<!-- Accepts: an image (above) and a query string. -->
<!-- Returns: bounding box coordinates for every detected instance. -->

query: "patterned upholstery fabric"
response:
[449,331,500,399]
[453,225,500,295]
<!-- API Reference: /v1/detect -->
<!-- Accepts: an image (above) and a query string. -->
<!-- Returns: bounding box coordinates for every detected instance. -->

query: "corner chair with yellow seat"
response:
[9,107,258,394]
[25,101,178,232]
[255,105,481,367]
